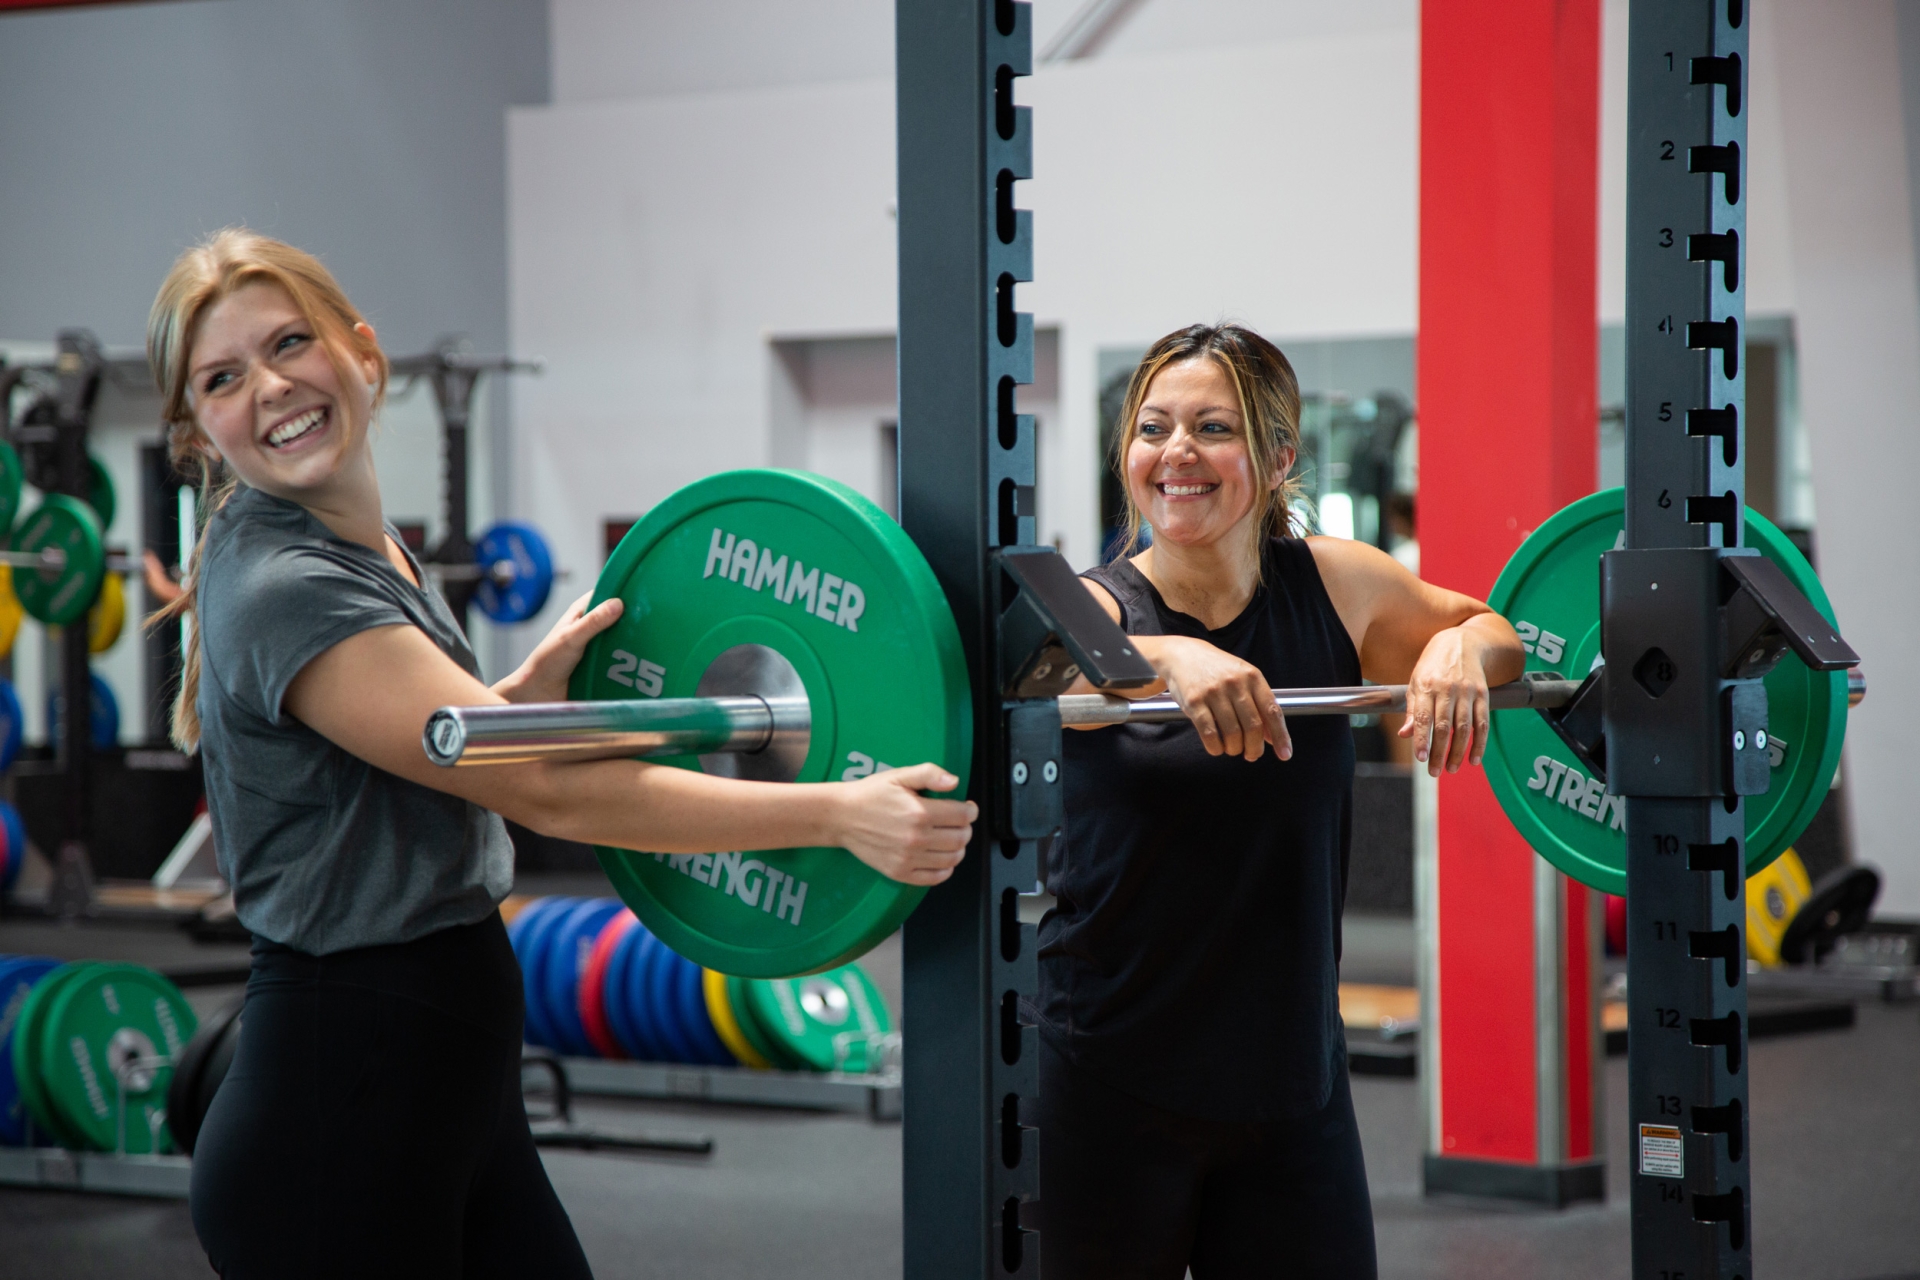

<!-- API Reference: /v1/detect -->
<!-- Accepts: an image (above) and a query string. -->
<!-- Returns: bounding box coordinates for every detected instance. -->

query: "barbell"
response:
[420,471,1859,978]
[424,677,1584,768]
[0,547,136,576]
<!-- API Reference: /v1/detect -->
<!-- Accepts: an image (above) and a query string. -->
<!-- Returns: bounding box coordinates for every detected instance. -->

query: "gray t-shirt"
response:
[196,484,512,955]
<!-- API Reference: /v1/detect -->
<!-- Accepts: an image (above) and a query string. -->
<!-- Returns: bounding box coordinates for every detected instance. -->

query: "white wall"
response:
[546,0,1415,104]
[1598,0,1796,323]
[508,24,1420,659]
[0,0,547,357]
[1772,0,1920,914]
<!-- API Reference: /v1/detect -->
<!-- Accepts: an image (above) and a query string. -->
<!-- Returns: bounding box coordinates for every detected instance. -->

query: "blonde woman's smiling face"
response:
[187,280,379,502]
[1125,356,1283,550]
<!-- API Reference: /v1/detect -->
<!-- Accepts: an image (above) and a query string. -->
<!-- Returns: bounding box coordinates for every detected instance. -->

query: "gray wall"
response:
[0,0,548,354]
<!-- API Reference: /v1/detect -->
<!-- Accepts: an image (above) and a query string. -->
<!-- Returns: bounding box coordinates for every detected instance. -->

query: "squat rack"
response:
[896,3,1057,1273]
[892,3,1857,1278]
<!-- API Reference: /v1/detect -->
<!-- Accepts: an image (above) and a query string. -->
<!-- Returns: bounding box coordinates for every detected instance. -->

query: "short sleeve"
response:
[200,541,413,724]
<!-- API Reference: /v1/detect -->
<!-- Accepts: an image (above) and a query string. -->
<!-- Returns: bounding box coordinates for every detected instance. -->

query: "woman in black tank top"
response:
[1037,326,1523,1280]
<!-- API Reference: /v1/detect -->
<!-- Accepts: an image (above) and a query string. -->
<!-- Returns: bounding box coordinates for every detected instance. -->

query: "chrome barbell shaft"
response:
[422,561,572,584]
[424,679,1581,767]
[0,549,137,574]
[423,696,808,767]
[1056,679,1579,726]
[0,548,69,572]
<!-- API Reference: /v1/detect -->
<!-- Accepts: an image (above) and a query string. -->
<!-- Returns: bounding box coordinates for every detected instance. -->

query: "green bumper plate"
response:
[10,495,105,628]
[1485,488,1847,896]
[26,962,195,1153]
[573,470,972,978]
[0,442,23,534]
[736,963,893,1073]
[12,962,89,1147]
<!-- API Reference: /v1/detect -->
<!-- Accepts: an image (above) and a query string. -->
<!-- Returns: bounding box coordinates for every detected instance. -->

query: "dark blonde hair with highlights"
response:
[1108,324,1306,565]
[146,228,389,752]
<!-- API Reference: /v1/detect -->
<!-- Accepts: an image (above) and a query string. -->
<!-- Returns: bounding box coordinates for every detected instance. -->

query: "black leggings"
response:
[190,916,592,1279]
[1036,1036,1377,1280]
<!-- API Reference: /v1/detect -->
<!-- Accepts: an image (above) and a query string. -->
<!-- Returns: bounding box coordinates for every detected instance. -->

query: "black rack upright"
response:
[1617,4,1753,1275]
[896,1,1045,1274]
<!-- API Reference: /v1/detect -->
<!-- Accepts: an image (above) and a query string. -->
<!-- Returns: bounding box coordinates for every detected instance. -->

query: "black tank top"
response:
[1037,537,1361,1122]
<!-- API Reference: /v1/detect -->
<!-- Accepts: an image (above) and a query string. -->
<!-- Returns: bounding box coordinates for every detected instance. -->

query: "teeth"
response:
[1161,483,1215,496]
[268,408,325,447]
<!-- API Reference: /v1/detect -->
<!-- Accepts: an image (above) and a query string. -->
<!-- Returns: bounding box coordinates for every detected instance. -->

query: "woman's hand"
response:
[143,550,184,606]
[492,592,625,705]
[1399,626,1492,776]
[825,763,977,885]
[1140,635,1290,762]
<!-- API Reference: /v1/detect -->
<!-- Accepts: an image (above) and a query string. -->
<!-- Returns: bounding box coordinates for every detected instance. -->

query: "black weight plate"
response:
[1780,865,1881,965]
[166,994,243,1157]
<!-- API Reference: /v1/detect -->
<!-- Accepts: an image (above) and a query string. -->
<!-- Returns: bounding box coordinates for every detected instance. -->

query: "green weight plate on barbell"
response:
[86,455,116,534]
[12,962,91,1147]
[31,962,194,1153]
[572,469,972,979]
[0,442,24,533]
[9,495,105,627]
[1485,488,1848,896]
[735,963,893,1074]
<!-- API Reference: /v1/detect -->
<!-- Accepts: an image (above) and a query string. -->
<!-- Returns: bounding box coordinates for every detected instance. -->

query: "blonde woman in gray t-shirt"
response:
[148,229,976,1280]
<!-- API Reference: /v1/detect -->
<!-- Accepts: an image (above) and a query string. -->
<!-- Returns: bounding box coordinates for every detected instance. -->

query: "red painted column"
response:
[1418,0,1601,1199]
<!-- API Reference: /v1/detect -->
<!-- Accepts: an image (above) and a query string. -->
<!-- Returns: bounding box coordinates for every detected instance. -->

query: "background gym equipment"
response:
[516,1050,715,1157]
[505,895,896,1075]
[161,995,242,1158]
[0,677,22,773]
[6,494,107,629]
[0,958,194,1155]
[0,955,63,1146]
[0,801,26,896]
[1779,864,1882,967]
[45,673,120,754]
[0,333,148,922]
[386,344,560,629]
[1484,489,1856,896]
[467,520,555,624]
[1745,849,1813,967]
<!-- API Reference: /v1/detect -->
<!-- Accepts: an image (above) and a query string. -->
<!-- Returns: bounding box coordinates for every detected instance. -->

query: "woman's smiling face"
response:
[1125,356,1286,551]
[186,280,379,502]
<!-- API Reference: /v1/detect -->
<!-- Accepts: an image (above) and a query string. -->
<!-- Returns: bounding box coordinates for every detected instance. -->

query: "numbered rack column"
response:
[897,1,1044,1276]
[1615,2,1751,1277]
[984,3,1043,1273]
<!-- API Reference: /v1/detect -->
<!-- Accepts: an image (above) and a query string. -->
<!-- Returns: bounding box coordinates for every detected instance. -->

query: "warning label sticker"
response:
[1639,1124,1684,1178]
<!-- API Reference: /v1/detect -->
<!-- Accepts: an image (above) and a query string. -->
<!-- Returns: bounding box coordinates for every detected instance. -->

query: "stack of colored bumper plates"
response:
[4,959,195,1152]
[508,896,893,1073]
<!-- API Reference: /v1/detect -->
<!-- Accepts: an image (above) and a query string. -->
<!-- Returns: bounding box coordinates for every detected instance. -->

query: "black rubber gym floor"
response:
[0,915,1913,1279]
